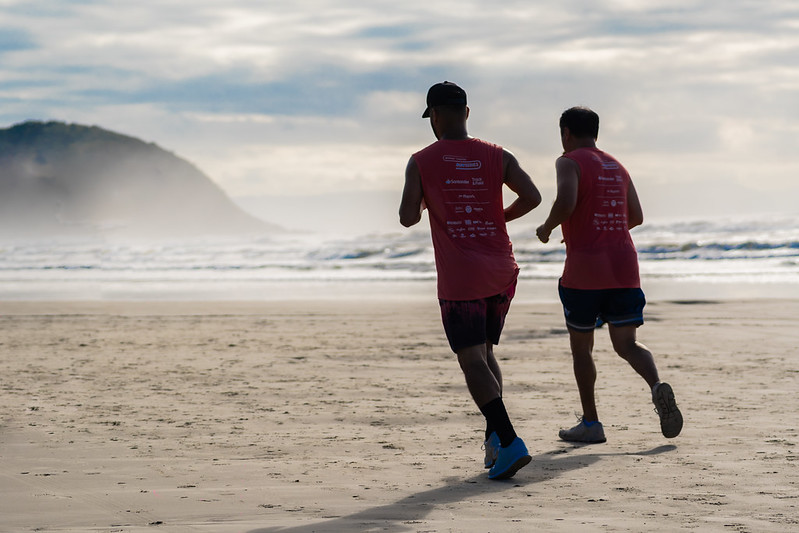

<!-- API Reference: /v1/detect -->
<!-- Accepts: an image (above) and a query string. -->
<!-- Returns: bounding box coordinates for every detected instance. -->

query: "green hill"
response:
[0,121,274,239]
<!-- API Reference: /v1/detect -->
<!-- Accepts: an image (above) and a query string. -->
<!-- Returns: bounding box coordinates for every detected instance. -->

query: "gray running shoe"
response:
[483,432,500,469]
[652,382,683,438]
[558,419,606,443]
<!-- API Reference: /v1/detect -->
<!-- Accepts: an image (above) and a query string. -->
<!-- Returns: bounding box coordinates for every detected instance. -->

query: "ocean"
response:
[2,213,798,302]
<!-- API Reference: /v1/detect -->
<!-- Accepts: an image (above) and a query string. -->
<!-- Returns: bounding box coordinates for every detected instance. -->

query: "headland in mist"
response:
[0,121,277,241]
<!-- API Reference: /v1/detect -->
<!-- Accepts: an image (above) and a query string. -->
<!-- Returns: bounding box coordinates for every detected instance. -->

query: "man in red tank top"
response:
[399,82,541,480]
[537,107,683,444]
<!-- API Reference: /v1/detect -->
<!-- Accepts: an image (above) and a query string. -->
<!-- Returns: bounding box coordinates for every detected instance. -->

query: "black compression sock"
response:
[479,397,517,448]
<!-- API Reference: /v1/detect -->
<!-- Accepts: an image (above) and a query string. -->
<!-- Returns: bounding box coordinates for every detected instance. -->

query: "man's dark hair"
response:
[559,107,599,139]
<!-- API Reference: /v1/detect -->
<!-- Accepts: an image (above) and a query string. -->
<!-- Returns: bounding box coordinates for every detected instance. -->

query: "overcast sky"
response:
[1,0,797,232]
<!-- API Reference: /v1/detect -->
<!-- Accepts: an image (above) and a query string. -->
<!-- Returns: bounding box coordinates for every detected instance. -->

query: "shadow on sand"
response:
[247,444,676,533]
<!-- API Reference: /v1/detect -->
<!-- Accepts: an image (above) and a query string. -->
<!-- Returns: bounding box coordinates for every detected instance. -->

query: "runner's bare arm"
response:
[502,149,541,222]
[536,156,579,243]
[627,180,644,229]
[399,157,425,227]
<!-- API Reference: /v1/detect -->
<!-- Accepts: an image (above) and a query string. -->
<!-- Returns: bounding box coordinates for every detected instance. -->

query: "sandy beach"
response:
[1,296,798,532]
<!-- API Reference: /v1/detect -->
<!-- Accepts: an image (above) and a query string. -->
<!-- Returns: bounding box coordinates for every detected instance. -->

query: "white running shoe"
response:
[483,432,500,468]
[558,419,607,443]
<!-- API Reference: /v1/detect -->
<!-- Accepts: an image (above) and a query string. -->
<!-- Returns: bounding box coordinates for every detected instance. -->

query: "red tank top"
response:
[413,138,518,300]
[560,147,640,290]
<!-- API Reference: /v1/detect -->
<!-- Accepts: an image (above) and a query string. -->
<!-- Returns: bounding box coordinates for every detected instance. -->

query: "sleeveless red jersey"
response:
[413,138,518,300]
[560,147,640,290]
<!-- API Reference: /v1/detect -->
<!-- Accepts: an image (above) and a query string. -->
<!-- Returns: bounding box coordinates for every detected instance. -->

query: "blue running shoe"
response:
[488,437,531,480]
[483,432,500,469]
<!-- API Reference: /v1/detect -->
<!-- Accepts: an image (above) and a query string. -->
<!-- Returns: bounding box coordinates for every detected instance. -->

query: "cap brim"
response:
[422,108,430,118]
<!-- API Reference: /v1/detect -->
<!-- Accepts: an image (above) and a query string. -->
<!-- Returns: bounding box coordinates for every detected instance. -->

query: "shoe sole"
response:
[654,383,683,438]
[558,434,607,444]
[488,454,531,480]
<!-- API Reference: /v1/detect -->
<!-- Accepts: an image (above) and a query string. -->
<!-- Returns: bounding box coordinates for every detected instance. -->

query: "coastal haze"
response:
[0,1,797,237]
[0,1,798,300]
[0,121,272,240]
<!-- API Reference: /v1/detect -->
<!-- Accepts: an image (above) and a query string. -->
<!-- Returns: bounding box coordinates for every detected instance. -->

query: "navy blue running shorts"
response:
[439,282,516,353]
[558,279,645,332]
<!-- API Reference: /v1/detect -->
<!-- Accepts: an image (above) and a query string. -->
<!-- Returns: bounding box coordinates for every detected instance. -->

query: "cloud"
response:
[0,26,35,53]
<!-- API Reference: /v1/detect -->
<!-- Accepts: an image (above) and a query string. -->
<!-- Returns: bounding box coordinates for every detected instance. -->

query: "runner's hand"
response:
[536,224,551,243]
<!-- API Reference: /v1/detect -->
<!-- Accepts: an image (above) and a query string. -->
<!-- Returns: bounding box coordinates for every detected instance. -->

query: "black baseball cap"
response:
[422,81,467,118]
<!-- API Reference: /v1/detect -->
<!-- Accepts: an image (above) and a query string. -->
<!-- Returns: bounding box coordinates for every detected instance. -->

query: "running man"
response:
[399,81,541,479]
[536,106,683,443]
